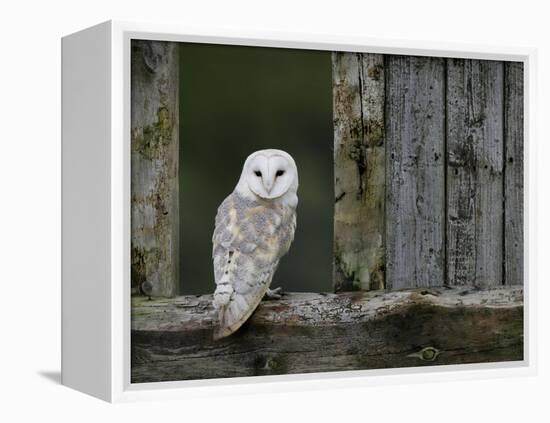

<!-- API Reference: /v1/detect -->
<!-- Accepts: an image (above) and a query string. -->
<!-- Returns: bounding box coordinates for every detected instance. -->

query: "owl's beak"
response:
[263,176,273,193]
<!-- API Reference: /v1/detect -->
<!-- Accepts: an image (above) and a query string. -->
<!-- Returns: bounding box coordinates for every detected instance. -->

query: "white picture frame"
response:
[61,20,537,403]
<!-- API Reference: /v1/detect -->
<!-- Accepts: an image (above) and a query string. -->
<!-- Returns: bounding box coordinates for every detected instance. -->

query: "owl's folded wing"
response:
[211,195,279,340]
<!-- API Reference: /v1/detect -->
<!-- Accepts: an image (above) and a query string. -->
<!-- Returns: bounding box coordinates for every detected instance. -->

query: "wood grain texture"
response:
[333,53,385,291]
[504,62,524,285]
[385,56,446,289]
[131,41,180,297]
[446,59,504,287]
[131,287,523,382]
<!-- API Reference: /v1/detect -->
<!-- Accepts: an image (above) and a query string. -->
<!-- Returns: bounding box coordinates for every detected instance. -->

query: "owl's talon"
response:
[264,287,284,300]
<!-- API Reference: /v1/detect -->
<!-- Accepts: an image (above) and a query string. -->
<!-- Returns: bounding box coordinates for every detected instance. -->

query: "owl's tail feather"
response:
[213,280,234,340]
[213,276,233,302]
[213,290,266,341]
[213,305,233,341]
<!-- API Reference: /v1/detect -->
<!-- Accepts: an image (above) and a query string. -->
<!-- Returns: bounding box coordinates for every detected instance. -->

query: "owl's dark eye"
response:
[275,170,285,177]
[254,170,262,177]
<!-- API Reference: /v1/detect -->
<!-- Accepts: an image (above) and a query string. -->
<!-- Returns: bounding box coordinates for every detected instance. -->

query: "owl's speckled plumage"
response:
[212,149,298,340]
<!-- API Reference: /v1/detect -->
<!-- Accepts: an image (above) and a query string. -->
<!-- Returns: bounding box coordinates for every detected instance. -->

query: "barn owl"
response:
[212,149,298,340]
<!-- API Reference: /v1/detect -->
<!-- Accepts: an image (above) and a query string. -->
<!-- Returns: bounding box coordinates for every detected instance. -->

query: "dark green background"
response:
[178,43,333,294]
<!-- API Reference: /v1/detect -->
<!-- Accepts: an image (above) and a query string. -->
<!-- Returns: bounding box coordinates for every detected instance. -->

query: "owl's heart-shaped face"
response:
[241,150,298,200]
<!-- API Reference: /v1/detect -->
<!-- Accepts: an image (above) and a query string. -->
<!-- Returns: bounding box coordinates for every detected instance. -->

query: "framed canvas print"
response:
[61,21,536,402]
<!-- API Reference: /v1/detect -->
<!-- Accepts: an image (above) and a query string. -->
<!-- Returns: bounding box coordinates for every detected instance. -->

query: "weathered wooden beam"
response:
[131,40,180,297]
[504,62,524,285]
[131,286,523,383]
[385,56,446,289]
[332,52,385,291]
[446,59,505,287]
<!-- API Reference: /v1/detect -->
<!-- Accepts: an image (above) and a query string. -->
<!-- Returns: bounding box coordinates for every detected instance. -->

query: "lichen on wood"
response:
[332,52,385,292]
[131,40,179,297]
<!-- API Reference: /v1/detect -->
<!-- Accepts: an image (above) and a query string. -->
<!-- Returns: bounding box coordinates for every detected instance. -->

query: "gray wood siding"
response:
[333,53,385,291]
[131,41,180,297]
[446,59,504,287]
[504,62,524,285]
[332,54,523,291]
[385,56,446,289]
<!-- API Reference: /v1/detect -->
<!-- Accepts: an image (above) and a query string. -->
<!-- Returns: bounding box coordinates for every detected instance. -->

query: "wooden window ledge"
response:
[131,286,523,383]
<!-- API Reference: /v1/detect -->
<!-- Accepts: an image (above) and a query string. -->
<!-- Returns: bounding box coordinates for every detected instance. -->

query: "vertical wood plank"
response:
[504,62,524,285]
[332,52,385,291]
[131,41,180,297]
[446,59,504,287]
[385,56,446,289]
